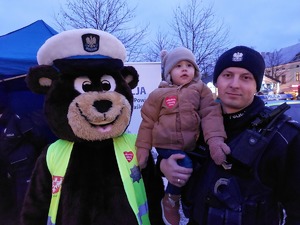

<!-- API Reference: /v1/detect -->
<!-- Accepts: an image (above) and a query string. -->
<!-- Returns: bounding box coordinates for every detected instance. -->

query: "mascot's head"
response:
[26,29,139,142]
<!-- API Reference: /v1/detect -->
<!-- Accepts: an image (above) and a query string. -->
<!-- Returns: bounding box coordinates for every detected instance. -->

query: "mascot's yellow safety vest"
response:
[46,133,150,225]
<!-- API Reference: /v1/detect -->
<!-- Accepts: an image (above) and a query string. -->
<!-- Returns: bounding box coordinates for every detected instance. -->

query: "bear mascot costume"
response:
[20,28,164,225]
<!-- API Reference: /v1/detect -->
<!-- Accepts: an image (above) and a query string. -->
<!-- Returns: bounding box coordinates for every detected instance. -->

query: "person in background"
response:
[136,47,230,225]
[160,46,300,225]
[0,85,49,225]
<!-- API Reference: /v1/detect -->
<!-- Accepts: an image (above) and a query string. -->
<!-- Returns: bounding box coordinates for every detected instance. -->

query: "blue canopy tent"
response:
[0,20,57,79]
[0,20,58,141]
[0,20,57,110]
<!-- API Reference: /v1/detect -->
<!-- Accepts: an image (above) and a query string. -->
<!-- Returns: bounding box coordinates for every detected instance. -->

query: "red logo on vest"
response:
[52,176,63,194]
[165,96,177,108]
[124,151,134,162]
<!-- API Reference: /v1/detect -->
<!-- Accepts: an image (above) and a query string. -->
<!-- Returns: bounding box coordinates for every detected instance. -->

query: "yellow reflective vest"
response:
[46,133,150,225]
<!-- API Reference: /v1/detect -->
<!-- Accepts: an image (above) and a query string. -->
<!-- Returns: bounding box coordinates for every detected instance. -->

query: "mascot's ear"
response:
[26,65,60,94]
[120,66,139,89]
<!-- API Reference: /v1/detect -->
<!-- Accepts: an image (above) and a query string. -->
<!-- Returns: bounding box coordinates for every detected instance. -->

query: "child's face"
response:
[170,60,195,85]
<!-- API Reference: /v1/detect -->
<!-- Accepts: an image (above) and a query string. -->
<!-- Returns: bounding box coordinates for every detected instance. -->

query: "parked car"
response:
[257,93,294,101]
[264,100,300,122]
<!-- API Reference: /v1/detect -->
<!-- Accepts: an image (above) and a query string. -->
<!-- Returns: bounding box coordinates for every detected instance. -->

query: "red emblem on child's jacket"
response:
[124,151,134,162]
[52,176,63,194]
[165,96,177,108]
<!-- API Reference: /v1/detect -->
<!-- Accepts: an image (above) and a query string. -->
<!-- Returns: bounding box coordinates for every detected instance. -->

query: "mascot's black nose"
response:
[93,100,112,113]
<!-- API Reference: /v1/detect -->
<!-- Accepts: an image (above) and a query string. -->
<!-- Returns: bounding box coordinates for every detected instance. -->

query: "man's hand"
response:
[160,154,193,187]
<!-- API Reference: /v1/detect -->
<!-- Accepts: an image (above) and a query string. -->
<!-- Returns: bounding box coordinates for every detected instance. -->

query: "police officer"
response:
[160,46,300,225]
[0,85,49,224]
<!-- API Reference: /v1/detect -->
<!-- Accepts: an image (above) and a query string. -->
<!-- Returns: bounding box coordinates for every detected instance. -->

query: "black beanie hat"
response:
[213,46,265,91]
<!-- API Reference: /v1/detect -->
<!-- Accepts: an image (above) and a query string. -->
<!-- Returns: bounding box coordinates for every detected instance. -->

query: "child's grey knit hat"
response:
[161,47,200,83]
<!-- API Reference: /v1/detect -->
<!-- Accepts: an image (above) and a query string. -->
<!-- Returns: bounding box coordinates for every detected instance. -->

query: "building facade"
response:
[262,43,300,98]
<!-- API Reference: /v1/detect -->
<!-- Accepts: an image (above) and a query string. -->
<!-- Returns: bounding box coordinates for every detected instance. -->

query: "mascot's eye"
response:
[74,77,92,93]
[101,75,116,92]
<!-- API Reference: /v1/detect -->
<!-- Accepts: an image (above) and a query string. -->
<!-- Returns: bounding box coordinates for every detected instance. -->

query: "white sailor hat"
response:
[37,28,126,71]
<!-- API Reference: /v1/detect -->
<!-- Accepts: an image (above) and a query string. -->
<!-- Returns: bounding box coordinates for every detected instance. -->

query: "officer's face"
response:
[215,67,257,114]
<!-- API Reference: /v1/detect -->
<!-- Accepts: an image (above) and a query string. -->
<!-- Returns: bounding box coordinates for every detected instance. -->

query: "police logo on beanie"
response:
[232,52,243,62]
[213,46,265,92]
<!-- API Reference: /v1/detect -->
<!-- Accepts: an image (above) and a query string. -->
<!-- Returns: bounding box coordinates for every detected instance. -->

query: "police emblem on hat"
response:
[81,33,100,52]
[232,52,243,62]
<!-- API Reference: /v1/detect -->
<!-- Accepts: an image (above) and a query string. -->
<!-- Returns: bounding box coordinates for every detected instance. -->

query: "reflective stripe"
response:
[46,134,150,225]
[46,139,73,225]
[113,133,150,225]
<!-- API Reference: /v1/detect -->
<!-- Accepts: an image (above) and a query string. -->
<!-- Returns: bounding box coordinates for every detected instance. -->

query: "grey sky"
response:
[1,0,300,52]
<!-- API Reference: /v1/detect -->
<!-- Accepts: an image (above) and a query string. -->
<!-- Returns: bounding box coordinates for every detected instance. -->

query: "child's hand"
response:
[137,148,149,169]
[207,137,231,165]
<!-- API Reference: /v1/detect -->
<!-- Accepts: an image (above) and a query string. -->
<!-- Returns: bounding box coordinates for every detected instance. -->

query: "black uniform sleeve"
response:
[260,121,300,225]
[281,133,300,225]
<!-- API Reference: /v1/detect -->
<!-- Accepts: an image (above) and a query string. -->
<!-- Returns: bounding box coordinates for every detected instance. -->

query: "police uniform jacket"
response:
[185,96,300,225]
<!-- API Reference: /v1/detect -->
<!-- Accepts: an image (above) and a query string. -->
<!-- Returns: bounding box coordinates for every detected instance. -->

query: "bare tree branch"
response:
[262,50,285,78]
[142,29,176,62]
[144,0,229,77]
[172,0,229,76]
[54,0,149,61]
